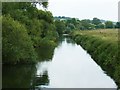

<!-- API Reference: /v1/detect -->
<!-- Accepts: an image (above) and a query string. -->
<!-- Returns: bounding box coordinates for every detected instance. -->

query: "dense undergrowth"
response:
[71,29,120,88]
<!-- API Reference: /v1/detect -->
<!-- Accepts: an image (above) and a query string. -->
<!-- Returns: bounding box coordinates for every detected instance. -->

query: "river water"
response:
[3,37,117,89]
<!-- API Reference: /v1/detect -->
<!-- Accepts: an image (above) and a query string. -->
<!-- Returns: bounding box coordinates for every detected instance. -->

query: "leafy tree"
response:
[96,23,105,29]
[2,2,48,14]
[2,15,37,64]
[55,20,65,35]
[26,19,43,47]
[105,21,114,28]
[81,19,93,30]
[92,18,101,25]
[67,23,76,30]
[41,2,48,8]
[2,2,57,64]
[115,22,120,28]
[37,10,54,23]
[71,18,78,26]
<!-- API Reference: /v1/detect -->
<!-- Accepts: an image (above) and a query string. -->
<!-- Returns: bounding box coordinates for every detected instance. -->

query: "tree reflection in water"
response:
[3,45,55,89]
[31,71,49,89]
[2,65,36,88]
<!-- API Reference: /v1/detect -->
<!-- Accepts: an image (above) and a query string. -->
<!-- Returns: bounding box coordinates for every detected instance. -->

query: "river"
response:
[2,37,117,89]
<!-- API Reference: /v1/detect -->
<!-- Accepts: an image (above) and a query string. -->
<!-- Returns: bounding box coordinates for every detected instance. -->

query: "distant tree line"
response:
[54,16,120,34]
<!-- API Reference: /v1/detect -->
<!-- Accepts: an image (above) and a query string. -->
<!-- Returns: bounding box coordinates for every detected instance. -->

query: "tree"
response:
[81,19,94,30]
[2,2,58,64]
[96,23,105,29]
[71,18,78,26]
[92,18,101,25]
[54,20,66,35]
[105,21,114,28]
[41,2,48,8]
[115,22,120,28]
[2,16,37,64]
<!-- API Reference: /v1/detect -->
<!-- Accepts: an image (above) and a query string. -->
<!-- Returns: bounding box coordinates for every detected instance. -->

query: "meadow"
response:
[73,29,118,43]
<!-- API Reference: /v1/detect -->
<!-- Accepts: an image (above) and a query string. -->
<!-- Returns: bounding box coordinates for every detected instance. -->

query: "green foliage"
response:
[67,23,75,30]
[81,19,95,30]
[115,22,120,28]
[37,10,54,23]
[2,16,37,64]
[96,23,105,29]
[2,2,58,64]
[105,21,114,28]
[54,16,116,31]
[2,2,48,15]
[55,20,66,35]
[41,2,48,8]
[92,17,101,25]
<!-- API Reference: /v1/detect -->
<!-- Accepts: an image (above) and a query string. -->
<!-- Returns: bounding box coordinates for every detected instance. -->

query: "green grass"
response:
[73,29,118,43]
[71,29,120,88]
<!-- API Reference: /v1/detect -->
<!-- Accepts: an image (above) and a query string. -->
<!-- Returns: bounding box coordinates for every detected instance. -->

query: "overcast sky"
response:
[47,0,119,22]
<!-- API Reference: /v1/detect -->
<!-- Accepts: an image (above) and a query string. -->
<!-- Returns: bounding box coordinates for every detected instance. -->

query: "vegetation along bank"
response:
[2,2,59,64]
[70,29,120,88]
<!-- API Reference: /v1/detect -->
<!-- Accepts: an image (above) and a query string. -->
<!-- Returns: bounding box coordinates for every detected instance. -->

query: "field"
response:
[71,29,120,88]
[73,29,118,43]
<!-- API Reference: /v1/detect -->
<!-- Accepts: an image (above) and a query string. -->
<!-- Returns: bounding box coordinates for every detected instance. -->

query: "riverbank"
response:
[70,29,120,88]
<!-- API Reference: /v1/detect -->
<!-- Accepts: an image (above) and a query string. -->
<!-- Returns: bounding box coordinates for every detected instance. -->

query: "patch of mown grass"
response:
[71,29,120,88]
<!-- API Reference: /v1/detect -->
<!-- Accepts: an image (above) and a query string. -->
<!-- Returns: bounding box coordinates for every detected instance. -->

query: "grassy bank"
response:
[71,29,120,88]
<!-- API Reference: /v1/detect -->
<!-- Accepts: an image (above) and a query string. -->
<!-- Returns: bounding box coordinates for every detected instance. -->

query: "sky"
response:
[47,0,119,22]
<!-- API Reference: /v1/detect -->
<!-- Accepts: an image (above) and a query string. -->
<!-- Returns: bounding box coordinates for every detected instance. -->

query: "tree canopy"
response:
[2,2,58,64]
